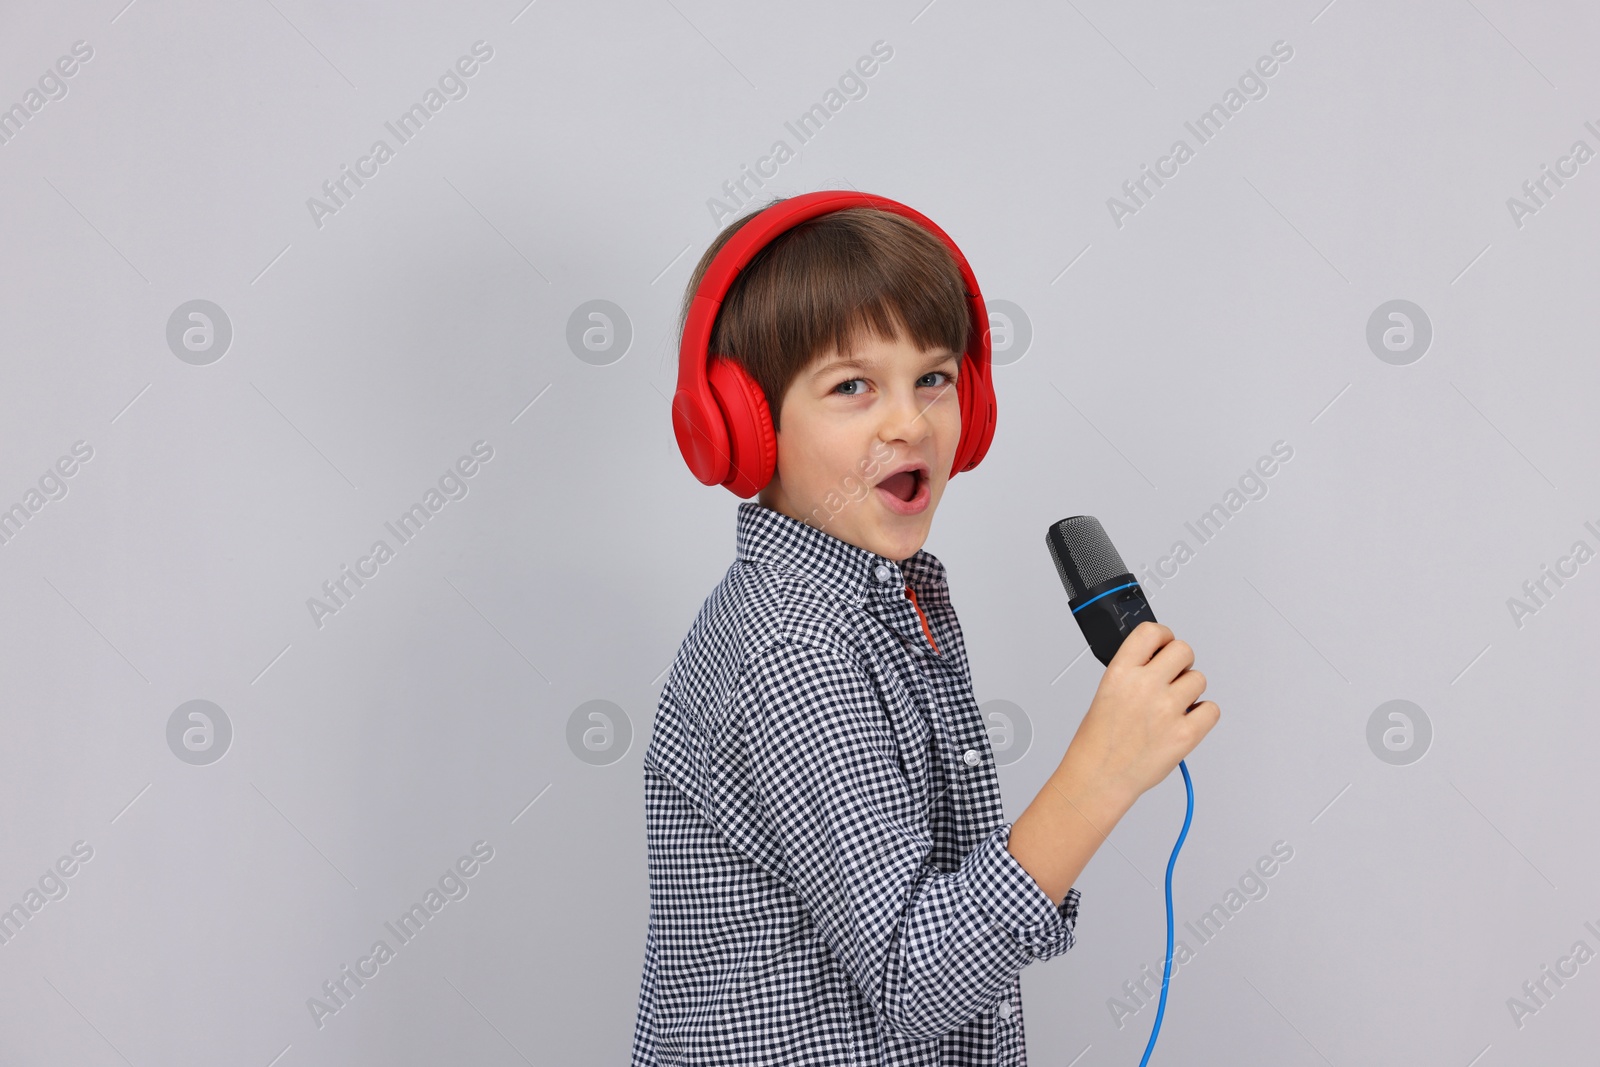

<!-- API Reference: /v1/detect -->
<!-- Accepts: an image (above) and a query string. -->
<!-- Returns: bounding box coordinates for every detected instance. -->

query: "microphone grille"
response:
[1044,515,1129,600]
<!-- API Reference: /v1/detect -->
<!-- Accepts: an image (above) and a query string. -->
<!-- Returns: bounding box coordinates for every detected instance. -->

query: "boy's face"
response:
[758,329,964,563]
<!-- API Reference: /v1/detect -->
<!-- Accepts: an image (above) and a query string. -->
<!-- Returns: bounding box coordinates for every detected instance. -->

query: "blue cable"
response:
[1137,758,1194,1067]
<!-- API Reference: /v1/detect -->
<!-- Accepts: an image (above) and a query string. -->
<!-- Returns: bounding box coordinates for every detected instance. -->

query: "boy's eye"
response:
[832,371,957,396]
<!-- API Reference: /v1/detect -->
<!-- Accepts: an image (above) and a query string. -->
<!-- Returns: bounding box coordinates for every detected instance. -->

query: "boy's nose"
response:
[879,385,937,446]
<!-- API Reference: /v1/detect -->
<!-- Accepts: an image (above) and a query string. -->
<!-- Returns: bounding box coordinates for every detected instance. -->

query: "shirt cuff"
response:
[963,820,1081,962]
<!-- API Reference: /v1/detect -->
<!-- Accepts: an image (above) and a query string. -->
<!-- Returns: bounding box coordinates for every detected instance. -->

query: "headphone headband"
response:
[672,190,997,497]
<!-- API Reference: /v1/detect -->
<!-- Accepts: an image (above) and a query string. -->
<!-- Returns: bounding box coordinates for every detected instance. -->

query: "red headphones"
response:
[671,190,998,498]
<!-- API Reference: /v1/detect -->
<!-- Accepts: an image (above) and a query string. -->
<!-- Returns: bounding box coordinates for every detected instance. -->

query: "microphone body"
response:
[1045,516,1156,666]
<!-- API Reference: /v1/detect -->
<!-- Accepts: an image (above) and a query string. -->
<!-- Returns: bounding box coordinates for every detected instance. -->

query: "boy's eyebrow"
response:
[809,348,960,380]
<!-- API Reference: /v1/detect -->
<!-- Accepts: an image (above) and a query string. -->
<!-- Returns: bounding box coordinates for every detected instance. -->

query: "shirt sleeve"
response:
[740,639,1080,1042]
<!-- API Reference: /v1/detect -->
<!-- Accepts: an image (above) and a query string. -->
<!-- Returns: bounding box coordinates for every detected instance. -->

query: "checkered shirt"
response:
[631,501,1081,1066]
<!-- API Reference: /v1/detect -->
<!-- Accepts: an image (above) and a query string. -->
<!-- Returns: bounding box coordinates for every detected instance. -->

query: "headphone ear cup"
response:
[706,357,777,498]
[949,356,997,477]
[970,376,997,471]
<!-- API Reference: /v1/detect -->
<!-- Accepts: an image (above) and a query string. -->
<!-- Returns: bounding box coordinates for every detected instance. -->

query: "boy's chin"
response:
[849,509,935,562]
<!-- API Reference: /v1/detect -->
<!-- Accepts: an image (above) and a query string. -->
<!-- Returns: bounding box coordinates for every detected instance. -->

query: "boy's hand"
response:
[1057,622,1220,808]
[1008,622,1219,905]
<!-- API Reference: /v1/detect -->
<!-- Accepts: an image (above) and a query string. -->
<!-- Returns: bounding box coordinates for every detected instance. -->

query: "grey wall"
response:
[1,0,1596,1063]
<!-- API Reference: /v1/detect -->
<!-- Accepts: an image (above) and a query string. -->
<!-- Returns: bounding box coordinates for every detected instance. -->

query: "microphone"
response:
[1045,513,1194,1067]
[1044,515,1157,666]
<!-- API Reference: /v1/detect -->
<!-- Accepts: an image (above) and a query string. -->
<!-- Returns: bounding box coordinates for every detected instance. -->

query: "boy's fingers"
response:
[1172,668,1207,708]
[1109,621,1172,668]
[1184,701,1221,732]
[1148,636,1196,682]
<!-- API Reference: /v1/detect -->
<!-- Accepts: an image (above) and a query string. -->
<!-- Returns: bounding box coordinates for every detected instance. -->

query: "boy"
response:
[633,198,1218,1066]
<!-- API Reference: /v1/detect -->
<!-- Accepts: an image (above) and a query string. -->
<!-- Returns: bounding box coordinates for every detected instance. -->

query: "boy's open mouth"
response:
[879,469,919,502]
[876,465,927,503]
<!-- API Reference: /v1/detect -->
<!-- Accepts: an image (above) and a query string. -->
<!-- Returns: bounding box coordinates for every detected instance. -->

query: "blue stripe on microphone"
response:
[1070,581,1139,614]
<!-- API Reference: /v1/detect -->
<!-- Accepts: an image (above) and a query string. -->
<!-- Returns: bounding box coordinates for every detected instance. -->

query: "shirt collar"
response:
[734,500,948,608]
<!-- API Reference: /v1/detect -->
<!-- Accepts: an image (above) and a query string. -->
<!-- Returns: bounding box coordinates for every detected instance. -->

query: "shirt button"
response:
[997,999,1014,1020]
[963,748,980,766]
[874,564,892,583]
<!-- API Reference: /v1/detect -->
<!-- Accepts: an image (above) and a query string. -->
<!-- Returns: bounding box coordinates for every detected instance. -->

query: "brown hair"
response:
[678,197,973,430]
